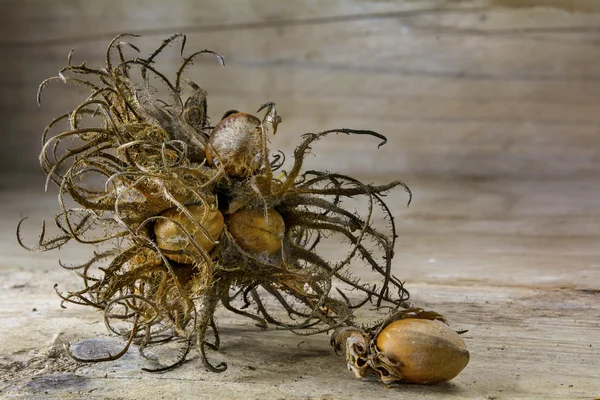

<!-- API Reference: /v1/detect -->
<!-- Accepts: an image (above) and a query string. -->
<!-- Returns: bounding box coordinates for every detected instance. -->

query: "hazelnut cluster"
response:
[19,34,413,373]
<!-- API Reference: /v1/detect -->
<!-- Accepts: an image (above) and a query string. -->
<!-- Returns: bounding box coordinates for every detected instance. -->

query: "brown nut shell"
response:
[206,112,262,177]
[376,318,469,384]
[154,204,224,264]
[227,208,284,256]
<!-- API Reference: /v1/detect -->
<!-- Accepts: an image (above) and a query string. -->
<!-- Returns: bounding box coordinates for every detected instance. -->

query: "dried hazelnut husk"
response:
[331,309,469,385]
[154,204,224,264]
[226,208,285,256]
[206,112,263,177]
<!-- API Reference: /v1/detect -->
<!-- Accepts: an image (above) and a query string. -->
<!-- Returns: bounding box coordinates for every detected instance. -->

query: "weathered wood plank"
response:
[3,1,600,179]
[1,175,599,399]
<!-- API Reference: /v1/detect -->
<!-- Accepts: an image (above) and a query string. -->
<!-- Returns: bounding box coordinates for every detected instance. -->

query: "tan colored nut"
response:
[227,208,285,256]
[376,318,470,384]
[206,112,263,177]
[154,204,224,264]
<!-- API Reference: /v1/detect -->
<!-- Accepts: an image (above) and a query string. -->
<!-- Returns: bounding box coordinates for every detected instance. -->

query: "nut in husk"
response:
[331,309,469,384]
[206,112,263,177]
[154,204,224,264]
[226,208,285,257]
[376,318,469,384]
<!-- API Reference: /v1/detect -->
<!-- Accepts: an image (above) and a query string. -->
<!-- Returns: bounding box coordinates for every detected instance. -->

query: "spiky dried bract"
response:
[18,34,412,372]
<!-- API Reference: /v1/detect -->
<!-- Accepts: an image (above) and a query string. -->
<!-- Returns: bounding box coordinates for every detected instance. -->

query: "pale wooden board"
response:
[1,174,599,399]
[3,0,600,178]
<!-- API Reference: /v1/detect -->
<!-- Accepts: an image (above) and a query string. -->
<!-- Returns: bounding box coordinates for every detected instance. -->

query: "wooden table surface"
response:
[1,174,598,399]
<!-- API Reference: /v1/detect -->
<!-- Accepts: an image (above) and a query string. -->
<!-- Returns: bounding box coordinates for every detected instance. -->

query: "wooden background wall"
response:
[2,0,600,179]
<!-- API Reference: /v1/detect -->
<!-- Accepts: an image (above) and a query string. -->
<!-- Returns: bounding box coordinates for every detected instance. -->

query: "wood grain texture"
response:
[2,0,600,178]
[1,174,599,399]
